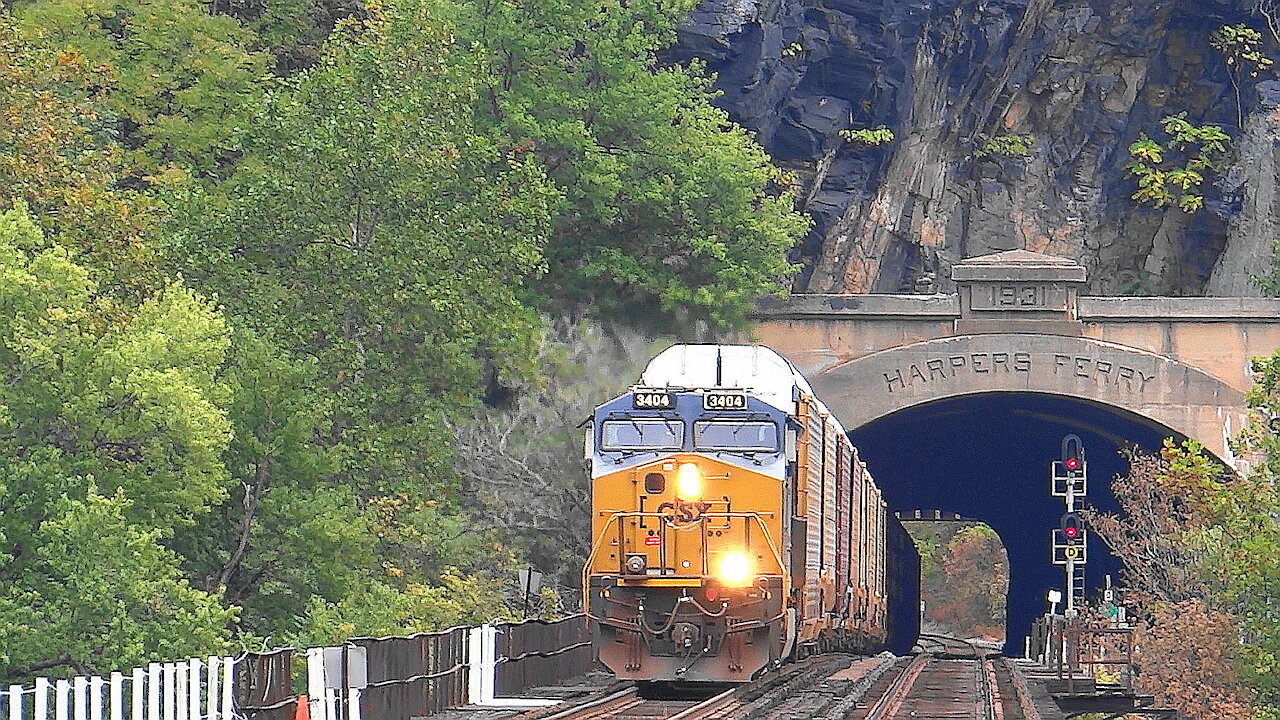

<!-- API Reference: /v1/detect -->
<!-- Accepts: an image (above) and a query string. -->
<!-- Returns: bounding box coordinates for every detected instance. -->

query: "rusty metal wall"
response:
[494,616,592,697]
[237,649,296,720]
[236,616,591,719]
[351,625,470,719]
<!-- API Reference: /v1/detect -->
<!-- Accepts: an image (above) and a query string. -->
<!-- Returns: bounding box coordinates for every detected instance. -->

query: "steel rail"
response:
[863,654,929,720]
[529,687,640,720]
[664,687,739,720]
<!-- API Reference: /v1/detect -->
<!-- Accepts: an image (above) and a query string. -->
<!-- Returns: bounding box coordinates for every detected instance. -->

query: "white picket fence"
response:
[0,658,238,720]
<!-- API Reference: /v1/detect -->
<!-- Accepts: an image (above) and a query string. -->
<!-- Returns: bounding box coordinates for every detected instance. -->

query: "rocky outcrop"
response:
[672,0,1280,295]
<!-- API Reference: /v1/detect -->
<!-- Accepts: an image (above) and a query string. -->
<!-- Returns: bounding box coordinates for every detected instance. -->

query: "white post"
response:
[35,678,51,720]
[130,670,144,720]
[7,686,22,720]
[306,649,327,720]
[187,659,200,720]
[73,677,88,720]
[109,674,123,720]
[204,659,218,720]
[466,628,483,705]
[482,625,497,704]
[90,677,104,720]
[55,680,70,720]
[162,664,175,720]
[147,665,161,720]
[218,659,231,720]
[177,664,189,720]
[347,688,361,720]
[324,690,339,720]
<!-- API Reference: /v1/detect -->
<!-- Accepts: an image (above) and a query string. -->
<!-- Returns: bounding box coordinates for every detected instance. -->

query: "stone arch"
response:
[809,333,1246,461]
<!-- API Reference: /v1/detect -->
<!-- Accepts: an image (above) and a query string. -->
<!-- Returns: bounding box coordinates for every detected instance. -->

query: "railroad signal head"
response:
[1061,434,1085,477]
[1060,512,1084,542]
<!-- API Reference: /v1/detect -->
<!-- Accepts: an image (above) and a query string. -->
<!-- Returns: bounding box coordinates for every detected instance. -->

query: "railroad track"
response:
[509,647,1041,720]
[849,634,1028,720]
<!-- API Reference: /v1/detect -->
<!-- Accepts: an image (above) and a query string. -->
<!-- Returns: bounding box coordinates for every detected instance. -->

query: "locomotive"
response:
[584,344,920,683]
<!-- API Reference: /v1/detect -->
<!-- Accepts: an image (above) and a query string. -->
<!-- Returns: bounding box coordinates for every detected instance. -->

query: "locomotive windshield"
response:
[600,419,684,451]
[693,421,779,452]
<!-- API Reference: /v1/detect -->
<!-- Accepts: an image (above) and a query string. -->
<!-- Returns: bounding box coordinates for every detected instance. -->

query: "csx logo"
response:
[703,392,746,410]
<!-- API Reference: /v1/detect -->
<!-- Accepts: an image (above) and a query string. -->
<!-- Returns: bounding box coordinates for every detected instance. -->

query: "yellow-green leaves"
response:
[0,205,236,679]
[1125,116,1230,214]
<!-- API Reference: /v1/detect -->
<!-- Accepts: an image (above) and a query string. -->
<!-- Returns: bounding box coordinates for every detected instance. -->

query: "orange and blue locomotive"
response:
[584,344,919,683]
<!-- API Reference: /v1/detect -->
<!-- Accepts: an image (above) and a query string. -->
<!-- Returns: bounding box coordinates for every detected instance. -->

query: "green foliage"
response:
[977,133,1034,158]
[163,0,554,640]
[13,0,268,176]
[1125,115,1231,213]
[840,126,895,146]
[0,16,166,298]
[6,0,813,656]
[1210,23,1275,127]
[0,205,235,678]
[1211,23,1275,78]
[291,569,516,647]
[471,0,804,329]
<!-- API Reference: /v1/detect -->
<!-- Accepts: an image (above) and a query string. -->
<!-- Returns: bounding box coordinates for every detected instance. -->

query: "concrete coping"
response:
[753,294,1280,321]
[1076,296,1280,320]
[951,249,1088,283]
[754,294,960,317]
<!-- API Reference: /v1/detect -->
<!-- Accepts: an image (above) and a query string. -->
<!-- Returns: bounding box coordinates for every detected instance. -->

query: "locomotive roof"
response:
[638,344,840,426]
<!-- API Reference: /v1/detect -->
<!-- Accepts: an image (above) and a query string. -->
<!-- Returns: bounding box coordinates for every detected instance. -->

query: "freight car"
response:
[583,344,920,683]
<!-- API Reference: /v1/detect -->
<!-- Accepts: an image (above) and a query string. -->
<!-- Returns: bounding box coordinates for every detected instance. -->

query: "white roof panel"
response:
[638,344,819,415]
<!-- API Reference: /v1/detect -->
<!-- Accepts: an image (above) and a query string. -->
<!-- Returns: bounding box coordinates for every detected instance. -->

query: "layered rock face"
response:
[671,0,1280,295]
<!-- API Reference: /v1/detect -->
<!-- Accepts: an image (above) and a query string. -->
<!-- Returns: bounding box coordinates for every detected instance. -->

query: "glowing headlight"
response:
[718,552,751,586]
[676,463,702,499]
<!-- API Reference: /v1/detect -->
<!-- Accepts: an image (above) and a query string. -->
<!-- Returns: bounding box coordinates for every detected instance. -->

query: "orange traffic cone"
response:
[294,695,310,720]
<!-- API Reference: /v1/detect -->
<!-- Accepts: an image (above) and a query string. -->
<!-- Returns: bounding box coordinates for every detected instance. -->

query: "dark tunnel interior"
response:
[847,392,1190,655]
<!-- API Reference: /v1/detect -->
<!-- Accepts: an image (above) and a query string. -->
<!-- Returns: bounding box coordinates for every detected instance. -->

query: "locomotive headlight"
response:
[676,463,702,499]
[718,551,751,586]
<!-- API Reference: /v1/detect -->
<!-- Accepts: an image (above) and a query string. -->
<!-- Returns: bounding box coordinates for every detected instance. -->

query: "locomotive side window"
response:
[693,421,779,451]
[600,419,684,451]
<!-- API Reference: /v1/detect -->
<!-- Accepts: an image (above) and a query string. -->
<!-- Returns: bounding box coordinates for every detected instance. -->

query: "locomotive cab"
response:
[584,387,790,682]
[584,344,902,684]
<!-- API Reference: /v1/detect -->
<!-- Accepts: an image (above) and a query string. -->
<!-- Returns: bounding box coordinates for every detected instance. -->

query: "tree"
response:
[0,15,164,298]
[452,318,664,609]
[469,0,806,328]
[0,205,235,680]
[13,0,268,177]
[1125,114,1231,214]
[1210,23,1274,127]
[164,0,558,638]
[1085,433,1280,716]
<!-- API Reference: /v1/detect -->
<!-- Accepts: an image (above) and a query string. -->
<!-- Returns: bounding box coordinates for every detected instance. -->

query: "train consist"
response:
[584,344,920,683]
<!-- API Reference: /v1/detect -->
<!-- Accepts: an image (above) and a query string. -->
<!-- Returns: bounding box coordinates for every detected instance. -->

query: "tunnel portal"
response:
[848,391,1183,655]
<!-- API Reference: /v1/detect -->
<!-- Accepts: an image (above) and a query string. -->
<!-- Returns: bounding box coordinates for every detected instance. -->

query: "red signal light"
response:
[1064,457,1081,471]
[1064,526,1080,540]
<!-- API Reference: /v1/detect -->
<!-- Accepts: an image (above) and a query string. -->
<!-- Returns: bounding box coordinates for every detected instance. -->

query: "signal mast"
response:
[1051,434,1088,613]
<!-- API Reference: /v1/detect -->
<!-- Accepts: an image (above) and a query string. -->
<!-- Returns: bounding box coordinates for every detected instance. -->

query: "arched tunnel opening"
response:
[847,391,1190,656]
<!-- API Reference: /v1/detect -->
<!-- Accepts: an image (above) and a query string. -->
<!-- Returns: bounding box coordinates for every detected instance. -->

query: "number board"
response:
[703,391,747,411]
[632,390,674,410]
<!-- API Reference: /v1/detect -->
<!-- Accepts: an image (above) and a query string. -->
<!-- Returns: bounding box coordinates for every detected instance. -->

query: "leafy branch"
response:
[1125,114,1231,213]
[840,126,894,147]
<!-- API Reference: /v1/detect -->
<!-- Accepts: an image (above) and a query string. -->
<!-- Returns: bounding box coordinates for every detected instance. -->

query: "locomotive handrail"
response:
[582,511,785,613]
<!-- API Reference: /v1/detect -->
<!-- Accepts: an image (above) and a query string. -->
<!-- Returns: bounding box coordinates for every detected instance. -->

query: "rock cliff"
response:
[671,0,1280,295]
